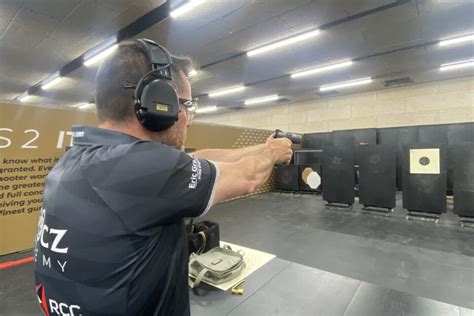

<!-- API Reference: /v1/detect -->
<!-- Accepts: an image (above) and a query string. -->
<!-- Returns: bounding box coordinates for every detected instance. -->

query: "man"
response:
[34,39,292,316]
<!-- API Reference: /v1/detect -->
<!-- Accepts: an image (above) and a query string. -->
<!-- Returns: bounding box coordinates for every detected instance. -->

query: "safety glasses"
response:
[179,98,198,122]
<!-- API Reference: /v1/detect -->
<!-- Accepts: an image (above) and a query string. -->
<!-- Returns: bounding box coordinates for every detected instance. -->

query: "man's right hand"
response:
[265,135,293,164]
[210,134,293,207]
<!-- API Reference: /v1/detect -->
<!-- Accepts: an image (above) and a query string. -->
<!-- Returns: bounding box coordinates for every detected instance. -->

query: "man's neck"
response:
[98,120,152,141]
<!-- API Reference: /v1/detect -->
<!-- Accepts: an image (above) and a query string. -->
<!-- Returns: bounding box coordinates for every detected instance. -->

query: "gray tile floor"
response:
[1,192,473,315]
[200,192,474,309]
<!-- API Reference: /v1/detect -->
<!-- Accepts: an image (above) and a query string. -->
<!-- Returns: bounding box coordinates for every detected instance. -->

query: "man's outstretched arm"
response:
[191,144,265,162]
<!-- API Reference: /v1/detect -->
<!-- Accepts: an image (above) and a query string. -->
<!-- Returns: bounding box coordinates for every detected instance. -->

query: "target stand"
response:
[325,201,353,212]
[405,210,441,224]
[458,216,474,228]
[362,205,393,217]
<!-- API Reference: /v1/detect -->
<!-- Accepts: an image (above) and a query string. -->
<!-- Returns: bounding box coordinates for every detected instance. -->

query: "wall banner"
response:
[0,103,97,255]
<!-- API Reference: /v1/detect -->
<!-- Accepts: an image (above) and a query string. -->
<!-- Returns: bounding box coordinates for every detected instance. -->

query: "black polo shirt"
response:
[34,125,218,316]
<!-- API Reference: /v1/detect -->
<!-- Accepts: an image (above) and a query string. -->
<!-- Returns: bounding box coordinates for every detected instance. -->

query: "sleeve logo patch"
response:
[188,158,202,189]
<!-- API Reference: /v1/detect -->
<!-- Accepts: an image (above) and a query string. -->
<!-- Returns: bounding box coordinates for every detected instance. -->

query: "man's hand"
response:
[265,135,293,164]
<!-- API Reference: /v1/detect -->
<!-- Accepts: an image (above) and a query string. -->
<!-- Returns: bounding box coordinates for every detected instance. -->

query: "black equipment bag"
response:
[186,220,220,256]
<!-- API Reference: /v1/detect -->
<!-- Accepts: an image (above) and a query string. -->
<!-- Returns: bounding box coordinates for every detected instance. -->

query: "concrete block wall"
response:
[195,77,474,133]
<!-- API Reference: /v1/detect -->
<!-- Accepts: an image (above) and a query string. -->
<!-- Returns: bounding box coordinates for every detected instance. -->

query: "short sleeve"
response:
[158,152,219,219]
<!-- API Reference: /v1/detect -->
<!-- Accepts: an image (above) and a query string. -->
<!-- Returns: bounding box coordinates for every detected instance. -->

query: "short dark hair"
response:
[95,39,196,123]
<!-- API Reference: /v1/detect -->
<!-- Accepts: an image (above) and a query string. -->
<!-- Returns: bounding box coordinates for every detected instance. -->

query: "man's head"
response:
[95,39,196,149]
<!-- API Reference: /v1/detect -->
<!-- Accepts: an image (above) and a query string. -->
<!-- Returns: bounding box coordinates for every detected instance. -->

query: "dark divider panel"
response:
[302,132,332,149]
[377,127,398,145]
[402,144,447,214]
[358,145,396,209]
[447,123,474,193]
[354,128,377,165]
[453,144,474,218]
[293,150,323,165]
[298,164,322,193]
[377,127,418,191]
[354,128,377,145]
[276,165,299,191]
[418,125,448,144]
[397,127,419,191]
[322,146,355,205]
[333,130,354,146]
[377,128,399,189]
[447,123,474,143]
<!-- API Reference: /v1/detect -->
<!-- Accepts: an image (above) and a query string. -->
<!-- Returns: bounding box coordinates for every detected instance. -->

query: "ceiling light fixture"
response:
[245,94,279,105]
[439,59,474,71]
[18,92,31,102]
[196,105,217,113]
[208,85,245,97]
[439,34,474,47]
[41,73,62,90]
[319,77,372,92]
[84,44,118,66]
[291,60,353,79]
[77,102,94,110]
[170,0,204,18]
[188,69,198,77]
[247,29,320,57]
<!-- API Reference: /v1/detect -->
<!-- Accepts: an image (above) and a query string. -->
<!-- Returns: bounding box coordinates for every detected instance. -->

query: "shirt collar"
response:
[72,125,142,146]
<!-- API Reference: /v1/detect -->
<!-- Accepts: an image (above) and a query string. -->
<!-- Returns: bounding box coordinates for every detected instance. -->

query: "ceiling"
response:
[0,0,473,114]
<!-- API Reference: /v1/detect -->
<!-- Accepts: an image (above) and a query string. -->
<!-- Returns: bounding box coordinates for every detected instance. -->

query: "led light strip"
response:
[170,0,204,18]
[439,59,474,71]
[76,102,95,109]
[319,77,372,92]
[209,85,245,97]
[41,74,62,90]
[439,34,474,47]
[245,94,279,105]
[291,60,353,79]
[84,44,118,66]
[18,92,31,102]
[196,105,217,113]
[247,30,320,57]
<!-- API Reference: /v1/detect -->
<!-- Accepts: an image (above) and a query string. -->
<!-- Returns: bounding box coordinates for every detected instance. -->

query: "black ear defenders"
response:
[131,39,180,132]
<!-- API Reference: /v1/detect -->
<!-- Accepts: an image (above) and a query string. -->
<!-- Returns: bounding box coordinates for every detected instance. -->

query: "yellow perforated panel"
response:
[186,124,300,201]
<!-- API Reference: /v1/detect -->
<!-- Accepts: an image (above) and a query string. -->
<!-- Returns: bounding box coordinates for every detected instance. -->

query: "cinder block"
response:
[438,107,473,124]
[352,102,376,118]
[438,77,474,93]
[288,111,308,124]
[375,98,407,115]
[272,113,291,125]
[348,92,377,104]
[306,109,323,123]
[326,103,352,120]
[328,95,353,107]
[268,104,289,115]
[291,99,327,112]
[329,116,377,131]
[377,113,413,128]
[407,94,445,112]
[242,114,272,127]
[305,121,330,133]
[412,110,438,125]
[287,123,305,133]
[377,82,437,100]
[441,91,474,109]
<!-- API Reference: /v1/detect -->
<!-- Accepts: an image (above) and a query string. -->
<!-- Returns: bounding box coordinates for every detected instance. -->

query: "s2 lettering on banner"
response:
[0,129,76,149]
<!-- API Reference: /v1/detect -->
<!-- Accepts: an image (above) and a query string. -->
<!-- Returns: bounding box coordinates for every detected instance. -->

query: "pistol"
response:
[273,129,302,144]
